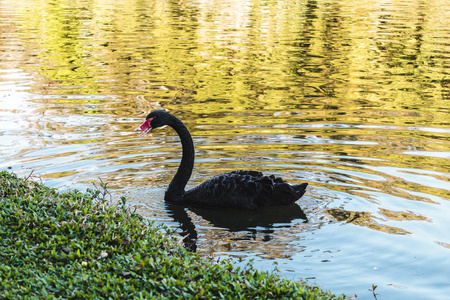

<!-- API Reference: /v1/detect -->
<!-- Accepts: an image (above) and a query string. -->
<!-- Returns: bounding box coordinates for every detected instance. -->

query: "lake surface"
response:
[1,0,449,298]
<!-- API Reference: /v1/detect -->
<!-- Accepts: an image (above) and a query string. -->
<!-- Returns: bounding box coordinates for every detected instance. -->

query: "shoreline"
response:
[0,170,348,299]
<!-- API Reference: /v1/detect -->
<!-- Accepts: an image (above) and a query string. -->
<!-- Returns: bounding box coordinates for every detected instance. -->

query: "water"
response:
[1,0,449,298]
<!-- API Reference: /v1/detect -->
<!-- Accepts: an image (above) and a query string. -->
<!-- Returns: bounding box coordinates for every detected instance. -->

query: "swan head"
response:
[135,110,170,137]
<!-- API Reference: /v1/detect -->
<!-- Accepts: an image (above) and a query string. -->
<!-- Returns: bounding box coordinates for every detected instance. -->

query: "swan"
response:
[135,110,308,210]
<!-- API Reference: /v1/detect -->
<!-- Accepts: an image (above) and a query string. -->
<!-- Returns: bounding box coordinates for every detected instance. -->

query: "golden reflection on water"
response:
[8,0,449,125]
[327,208,411,235]
[1,0,450,298]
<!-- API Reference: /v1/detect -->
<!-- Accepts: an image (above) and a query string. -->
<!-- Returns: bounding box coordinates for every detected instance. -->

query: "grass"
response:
[0,170,348,299]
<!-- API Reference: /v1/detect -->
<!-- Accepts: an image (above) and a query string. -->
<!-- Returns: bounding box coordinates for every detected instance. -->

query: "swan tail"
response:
[293,182,308,199]
[268,182,308,206]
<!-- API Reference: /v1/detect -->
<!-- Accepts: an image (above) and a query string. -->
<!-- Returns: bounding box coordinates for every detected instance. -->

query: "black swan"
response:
[135,110,308,210]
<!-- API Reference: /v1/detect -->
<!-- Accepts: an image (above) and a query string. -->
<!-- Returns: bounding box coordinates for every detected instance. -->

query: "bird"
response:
[135,110,308,210]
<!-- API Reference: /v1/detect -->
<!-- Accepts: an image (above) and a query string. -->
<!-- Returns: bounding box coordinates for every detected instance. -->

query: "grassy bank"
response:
[0,170,348,299]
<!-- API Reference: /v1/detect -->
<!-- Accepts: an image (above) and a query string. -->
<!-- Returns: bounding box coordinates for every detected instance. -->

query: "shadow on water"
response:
[165,202,307,252]
[165,203,198,252]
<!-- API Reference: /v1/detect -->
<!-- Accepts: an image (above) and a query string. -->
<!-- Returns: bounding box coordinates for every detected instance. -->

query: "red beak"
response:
[135,118,153,137]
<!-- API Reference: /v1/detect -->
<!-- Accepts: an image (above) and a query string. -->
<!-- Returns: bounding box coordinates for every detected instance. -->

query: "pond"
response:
[1,0,449,298]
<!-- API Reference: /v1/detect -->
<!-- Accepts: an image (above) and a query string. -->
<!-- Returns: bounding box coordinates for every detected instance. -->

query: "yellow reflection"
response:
[435,241,450,249]
[326,208,411,235]
[379,208,429,222]
[8,0,448,129]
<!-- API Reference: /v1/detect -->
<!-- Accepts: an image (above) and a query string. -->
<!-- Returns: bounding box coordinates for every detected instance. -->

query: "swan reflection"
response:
[166,203,307,252]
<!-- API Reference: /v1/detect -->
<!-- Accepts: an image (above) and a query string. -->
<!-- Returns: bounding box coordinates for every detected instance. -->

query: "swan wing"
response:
[184,171,307,210]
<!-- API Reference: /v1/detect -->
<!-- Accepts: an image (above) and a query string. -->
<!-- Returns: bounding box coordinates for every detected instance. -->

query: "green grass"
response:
[0,170,348,299]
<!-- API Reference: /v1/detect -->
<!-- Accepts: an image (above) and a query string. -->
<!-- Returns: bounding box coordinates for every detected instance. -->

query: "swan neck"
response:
[165,115,194,203]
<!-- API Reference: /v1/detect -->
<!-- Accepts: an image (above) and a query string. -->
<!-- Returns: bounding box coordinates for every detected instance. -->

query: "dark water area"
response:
[1,0,449,298]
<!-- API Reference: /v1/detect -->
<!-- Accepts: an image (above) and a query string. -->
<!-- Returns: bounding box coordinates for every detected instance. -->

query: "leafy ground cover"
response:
[0,170,348,299]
